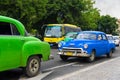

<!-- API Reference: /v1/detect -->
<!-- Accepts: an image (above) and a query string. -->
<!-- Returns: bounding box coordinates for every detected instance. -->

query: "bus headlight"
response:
[84,44,88,49]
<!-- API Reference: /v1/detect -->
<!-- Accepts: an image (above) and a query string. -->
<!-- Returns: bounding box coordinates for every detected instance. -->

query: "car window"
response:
[107,36,113,40]
[102,34,107,40]
[66,33,77,38]
[98,34,102,40]
[10,24,20,35]
[113,36,119,40]
[76,33,96,40]
[0,22,20,36]
[0,22,12,35]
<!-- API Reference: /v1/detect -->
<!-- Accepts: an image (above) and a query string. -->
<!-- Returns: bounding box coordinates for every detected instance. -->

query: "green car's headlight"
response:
[84,44,88,49]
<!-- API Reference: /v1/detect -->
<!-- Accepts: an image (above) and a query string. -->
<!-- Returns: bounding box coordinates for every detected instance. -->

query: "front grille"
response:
[62,48,82,53]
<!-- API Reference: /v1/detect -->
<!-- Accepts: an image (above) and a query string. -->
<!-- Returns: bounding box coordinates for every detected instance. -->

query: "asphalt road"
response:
[0,47,120,80]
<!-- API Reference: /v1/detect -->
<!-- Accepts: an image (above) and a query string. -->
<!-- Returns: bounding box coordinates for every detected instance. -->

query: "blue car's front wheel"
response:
[87,50,95,62]
[60,55,69,61]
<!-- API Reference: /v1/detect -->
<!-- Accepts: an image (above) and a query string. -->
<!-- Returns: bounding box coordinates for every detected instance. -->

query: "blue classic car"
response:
[58,31,115,62]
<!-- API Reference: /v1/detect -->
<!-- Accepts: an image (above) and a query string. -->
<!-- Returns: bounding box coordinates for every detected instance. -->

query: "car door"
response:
[0,22,24,71]
[96,34,108,56]
[101,34,108,54]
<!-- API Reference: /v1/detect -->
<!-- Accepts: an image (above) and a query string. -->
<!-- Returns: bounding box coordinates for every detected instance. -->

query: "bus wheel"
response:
[60,55,68,61]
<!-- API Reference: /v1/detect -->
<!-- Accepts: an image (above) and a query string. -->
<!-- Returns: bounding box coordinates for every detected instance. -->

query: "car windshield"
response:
[44,26,62,37]
[107,36,113,40]
[76,33,96,40]
[66,33,77,38]
[113,36,119,40]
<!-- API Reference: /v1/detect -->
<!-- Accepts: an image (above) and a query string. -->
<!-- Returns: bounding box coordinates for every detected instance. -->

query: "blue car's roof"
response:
[78,31,105,34]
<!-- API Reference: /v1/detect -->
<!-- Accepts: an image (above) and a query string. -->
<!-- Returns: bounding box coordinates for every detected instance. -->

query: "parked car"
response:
[58,31,115,62]
[106,34,115,45]
[58,32,78,49]
[0,16,51,77]
[63,32,78,42]
[113,36,120,46]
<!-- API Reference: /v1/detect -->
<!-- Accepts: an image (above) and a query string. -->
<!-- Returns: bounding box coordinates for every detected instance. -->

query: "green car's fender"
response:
[21,41,50,66]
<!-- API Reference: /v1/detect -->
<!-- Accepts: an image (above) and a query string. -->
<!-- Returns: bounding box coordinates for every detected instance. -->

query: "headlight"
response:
[84,44,88,49]
[58,43,62,47]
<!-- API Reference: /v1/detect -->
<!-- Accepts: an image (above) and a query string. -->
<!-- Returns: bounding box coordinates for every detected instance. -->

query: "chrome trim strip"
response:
[63,47,83,49]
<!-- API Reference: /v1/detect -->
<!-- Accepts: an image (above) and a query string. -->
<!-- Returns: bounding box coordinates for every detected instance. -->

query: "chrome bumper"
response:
[58,50,90,57]
[58,47,90,57]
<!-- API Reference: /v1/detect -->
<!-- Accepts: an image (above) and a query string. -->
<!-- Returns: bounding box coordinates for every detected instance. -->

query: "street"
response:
[0,0,120,80]
[0,47,120,80]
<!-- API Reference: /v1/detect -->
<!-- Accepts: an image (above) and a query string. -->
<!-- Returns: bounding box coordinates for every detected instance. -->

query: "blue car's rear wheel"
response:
[106,49,113,58]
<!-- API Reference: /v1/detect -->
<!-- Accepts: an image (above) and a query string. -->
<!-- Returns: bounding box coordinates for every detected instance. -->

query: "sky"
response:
[93,0,120,19]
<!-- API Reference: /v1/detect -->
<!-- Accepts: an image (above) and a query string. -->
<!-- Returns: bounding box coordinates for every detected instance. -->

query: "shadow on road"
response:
[0,69,23,80]
[59,55,110,64]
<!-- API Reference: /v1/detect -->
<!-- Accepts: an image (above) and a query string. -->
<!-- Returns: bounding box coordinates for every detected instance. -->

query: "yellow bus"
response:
[43,24,81,46]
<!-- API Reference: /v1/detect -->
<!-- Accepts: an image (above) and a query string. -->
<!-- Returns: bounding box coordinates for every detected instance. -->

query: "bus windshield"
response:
[44,26,62,37]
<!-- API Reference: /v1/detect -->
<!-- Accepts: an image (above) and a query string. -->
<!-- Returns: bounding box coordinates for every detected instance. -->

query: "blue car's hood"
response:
[63,39,95,48]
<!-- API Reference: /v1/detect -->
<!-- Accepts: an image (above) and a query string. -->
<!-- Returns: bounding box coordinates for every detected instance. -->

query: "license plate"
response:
[66,52,73,56]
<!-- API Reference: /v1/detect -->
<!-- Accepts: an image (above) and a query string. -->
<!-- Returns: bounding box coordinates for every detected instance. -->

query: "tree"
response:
[0,0,48,32]
[36,0,100,31]
[80,8,100,30]
[0,0,100,34]
[98,15,118,34]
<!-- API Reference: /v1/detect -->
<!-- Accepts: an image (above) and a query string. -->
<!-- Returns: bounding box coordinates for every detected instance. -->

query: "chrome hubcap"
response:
[90,53,95,61]
[110,51,112,56]
[29,59,39,74]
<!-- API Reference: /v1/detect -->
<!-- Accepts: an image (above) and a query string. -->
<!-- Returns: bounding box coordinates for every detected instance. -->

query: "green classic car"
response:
[0,15,51,77]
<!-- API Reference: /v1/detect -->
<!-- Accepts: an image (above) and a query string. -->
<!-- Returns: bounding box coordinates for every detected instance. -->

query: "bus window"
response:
[44,26,62,37]
[64,26,81,34]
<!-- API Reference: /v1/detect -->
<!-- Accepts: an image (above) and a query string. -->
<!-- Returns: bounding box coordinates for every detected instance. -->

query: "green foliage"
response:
[98,15,118,34]
[0,0,48,32]
[0,0,101,34]
[40,0,100,30]
[77,0,100,30]
[81,8,100,30]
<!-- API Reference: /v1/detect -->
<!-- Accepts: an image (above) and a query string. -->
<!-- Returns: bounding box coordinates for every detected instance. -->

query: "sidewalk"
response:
[53,57,120,80]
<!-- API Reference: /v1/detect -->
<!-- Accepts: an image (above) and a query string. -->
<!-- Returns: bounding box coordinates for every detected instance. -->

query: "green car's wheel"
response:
[87,50,95,62]
[60,55,69,61]
[24,56,41,77]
